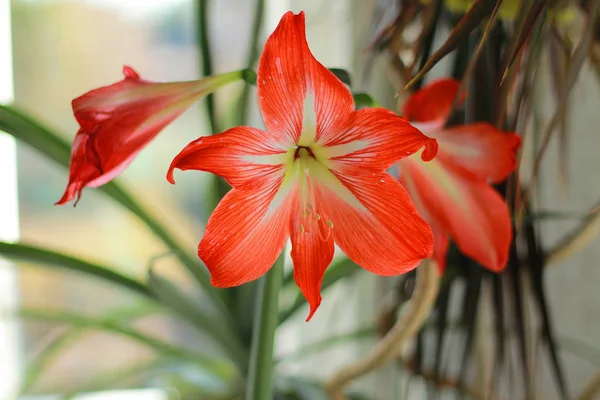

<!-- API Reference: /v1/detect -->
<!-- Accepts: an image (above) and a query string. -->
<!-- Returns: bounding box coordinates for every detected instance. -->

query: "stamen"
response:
[326,220,334,228]
[315,213,321,220]
[300,224,305,233]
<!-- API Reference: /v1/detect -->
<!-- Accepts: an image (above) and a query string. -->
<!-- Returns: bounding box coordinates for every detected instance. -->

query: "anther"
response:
[293,146,316,160]
[326,221,334,228]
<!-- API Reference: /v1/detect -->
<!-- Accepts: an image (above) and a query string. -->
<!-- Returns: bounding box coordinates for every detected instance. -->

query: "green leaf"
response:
[61,358,166,400]
[0,105,228,315]
[276,327,375,364]
[279,257,361,323]
[241,69,258,85]
[196,0,218,134]
[236,0,266,126]
[276,377,330,400]
[13,308,237,381]
[0,240,153,299]
[353,93,379,108]
[21,328,86,394]
[328,68,352,87]
[238,68,352,88]
[148,269,248,369]
[20,305,158,394]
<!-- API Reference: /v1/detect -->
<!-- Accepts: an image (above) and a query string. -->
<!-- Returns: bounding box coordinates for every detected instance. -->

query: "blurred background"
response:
[1,0,600,399]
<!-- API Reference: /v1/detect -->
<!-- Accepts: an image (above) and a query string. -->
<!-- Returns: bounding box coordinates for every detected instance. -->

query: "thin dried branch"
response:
[546,200,600,266]
[400,0,499,92]
[450,0,505,118]
[324,260,440,400]
[501,0,549,83]
[576,370,600,400]
[549,26,572,196]
[521,0,600,210]
[399,357,495,400]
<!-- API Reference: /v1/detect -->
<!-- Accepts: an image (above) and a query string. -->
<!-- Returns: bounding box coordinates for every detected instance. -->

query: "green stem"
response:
[245,254,284,400]
[196,0,231,214]
[196,0,218,134]
[237,0,265,126]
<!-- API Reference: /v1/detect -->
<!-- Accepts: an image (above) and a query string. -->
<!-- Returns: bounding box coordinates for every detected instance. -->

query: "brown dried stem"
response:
[576,370,600,400]
[324,259,440,400]
[546,200,600,267]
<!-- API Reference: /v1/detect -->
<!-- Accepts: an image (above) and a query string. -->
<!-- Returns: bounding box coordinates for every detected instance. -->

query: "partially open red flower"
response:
[168,11,438,320]
[57,66,241,205]
[397,78,522,273]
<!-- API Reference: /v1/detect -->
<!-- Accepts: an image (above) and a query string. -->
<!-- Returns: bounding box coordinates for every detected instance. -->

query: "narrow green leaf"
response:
[22,329,86,394]
[196,0,218,134]
[14,308,237,380]
[61,358,165,400]
[353,93,379,108]
[276,327,375,364]
[236,0,266,126]
[148,269,248,369]
[328,68,352,87]
[0,241,153,299]
[0,105,228,316]
[20,305,158,394]
[276,377,331,400]
[238,68,352,88]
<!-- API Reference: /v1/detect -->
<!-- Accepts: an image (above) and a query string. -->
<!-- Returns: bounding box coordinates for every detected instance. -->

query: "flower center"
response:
[291,146,334,239]
[293,145,316,160]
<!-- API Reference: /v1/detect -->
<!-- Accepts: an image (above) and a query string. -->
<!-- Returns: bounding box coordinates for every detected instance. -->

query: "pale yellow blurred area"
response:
[11,0,250,392]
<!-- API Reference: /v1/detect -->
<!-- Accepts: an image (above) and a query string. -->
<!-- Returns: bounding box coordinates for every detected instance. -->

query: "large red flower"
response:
[397,79,522,273]
[57,66,241,205]
[168,11,438,320]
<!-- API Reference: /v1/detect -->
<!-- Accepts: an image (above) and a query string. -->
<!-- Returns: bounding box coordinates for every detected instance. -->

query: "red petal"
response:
[257,11,354,146]
[58,67,239,205]
[432,123,521,183]
[167,126,287,188]
[199,171,293,287]
[432,228,450,274]
[320,169,433,275]
[122,65,140,79]
[321,108,438,171]
[289,187,335,321]
[402,78,462,129]
[398,182,449,273]
[399,156,512,272]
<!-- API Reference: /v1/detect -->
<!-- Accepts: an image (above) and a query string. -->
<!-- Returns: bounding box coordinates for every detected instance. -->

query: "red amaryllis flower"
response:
[397,79,522,273]
[57,66,242,205]
[168,11,438,320]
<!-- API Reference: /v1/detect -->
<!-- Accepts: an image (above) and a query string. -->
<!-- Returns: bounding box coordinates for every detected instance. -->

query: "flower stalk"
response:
[245,254,284,400]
